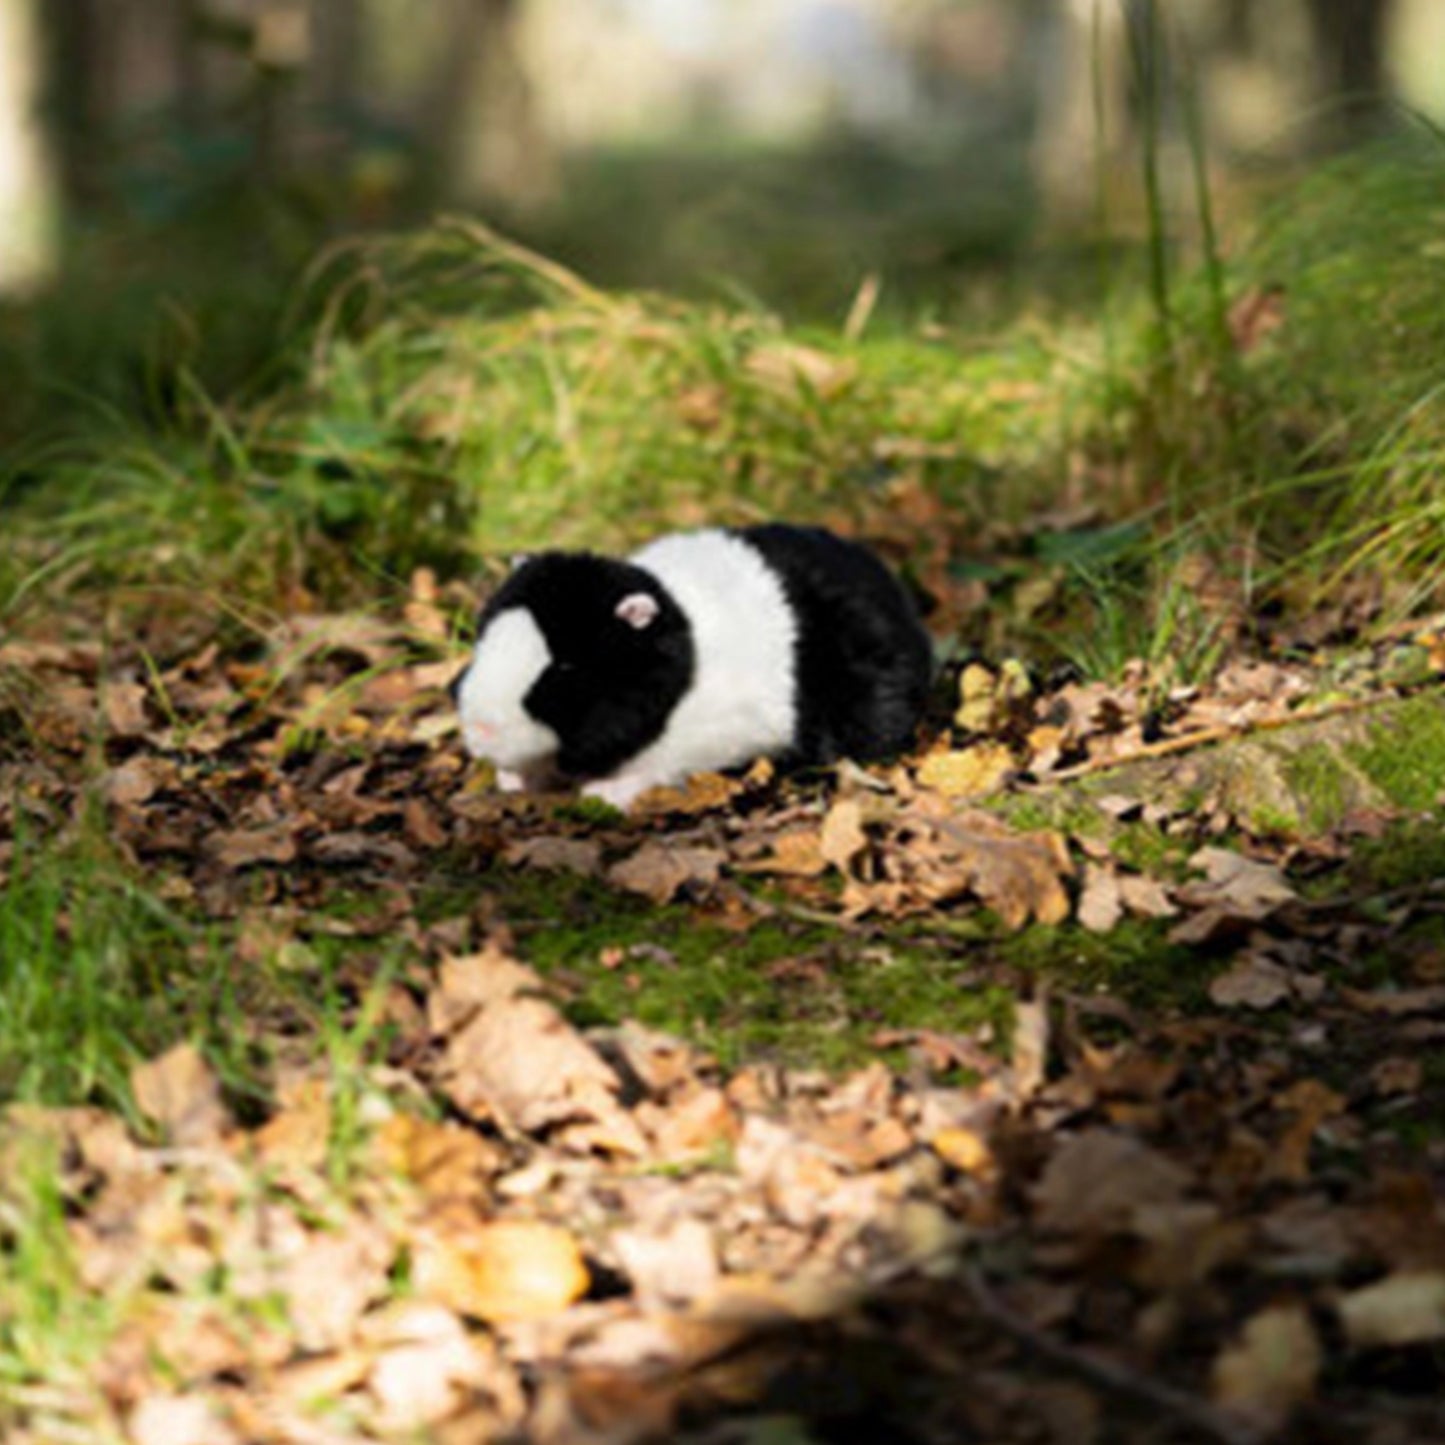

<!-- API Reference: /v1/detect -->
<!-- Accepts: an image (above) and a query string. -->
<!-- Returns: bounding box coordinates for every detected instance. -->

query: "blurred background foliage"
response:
[4,0,1445,647]
[5,0,1442,418]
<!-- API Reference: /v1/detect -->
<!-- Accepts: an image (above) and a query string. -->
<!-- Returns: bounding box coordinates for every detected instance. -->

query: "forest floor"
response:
[5,145,1445,1445]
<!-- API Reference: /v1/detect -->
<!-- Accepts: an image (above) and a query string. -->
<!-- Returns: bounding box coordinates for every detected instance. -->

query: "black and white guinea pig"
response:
[454,523,933,809]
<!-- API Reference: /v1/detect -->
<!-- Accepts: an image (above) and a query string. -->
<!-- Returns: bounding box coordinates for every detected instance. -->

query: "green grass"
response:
[0,827,227,1112]
[425,864,1013,1073]
[0,1134,118,1432]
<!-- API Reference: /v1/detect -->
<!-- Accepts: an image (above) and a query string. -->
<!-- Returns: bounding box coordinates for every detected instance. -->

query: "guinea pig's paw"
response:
[580,774,651,811]
[494,767,529,794]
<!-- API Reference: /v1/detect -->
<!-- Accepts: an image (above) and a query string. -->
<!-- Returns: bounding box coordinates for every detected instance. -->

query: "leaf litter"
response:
[2,589,1445,1443]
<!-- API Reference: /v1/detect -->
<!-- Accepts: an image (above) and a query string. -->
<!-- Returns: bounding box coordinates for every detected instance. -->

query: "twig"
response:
[1043,690,1416,785]
[959,1262,1267,1445]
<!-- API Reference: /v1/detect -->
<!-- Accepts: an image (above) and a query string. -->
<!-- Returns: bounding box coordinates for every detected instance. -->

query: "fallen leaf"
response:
[917,742,1015,800]
[1212,1304,1321,1427]
[431,949,645,1152]
[1077,863,1124,934]
[931,1126,997,1178]
[204,823,298,870]
[1183,846,1297,916]
[745,342,857,399]
[737,828,826,877]
[1033,1130,1189,1236]
[374,1113,502,1205]
[819,797,870,870]
[130,1043,229,1147]
[607,842,726,905]
[1269,1079,1347,1184]
[1338,1271,1445,1348]
[612,1218,720,1309]
[363,1302,520,1431]
[503,836,603,877]
[129,1393,240,1445]
[1011,997,1050,1099]
[1339,983,1445,1016]
[954,662,999,733]
[1370,1057,1423,1096]
[926,811,1072,930]
[634,770,741,815]
[1118,872,1178,919]
[413,1216,590,1323]
[1209,953,1293,1009]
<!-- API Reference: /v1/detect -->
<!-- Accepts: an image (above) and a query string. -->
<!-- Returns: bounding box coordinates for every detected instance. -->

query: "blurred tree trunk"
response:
[43,0,108,207]
[1305,0,1389,145]
[317,0,362,117]
[0,0,59,293]
[419,0,555,211]
[170,0,205,126]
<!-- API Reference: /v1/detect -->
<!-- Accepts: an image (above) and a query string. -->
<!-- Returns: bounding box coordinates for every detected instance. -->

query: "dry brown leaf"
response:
[607,842,726,905]
[1033,1130,1189,1236]
[917,742,1015,800]
[612,1218,720,1309]
[634,770,741,815]
[503,836,604,877]
[373,1113,502,1205]
[819,797,870,870]
[413,1216,589,1323]
[1118,872,1178,919]
[131,1043,229,1147]
[737,828,826,878]
[1010,997,1050,1099]
[1212,1303,1321,1426]
[1338,1271,1445,1348]
[103,756,172,809]
[204,823,298,870]
[1077,863,1124,934]
[640,1086,740,1161]
[930,1126,997,1179]
[250,1076,331,1173]
[1183,846,1297,916]
[432,949,645,1152]
[928,811,1072,930]
[1339,983,1445,1016]
[1269,1079,1347,1184]
[363,1302,519,1431]
[745,342,857,399]
[1209,953,1293,1010]
[1370,1056,1423,1096]
[129,1392,239,1445]
[279,1220,393,1352]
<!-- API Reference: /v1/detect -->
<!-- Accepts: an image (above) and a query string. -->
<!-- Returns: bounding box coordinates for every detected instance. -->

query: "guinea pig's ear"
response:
[615,592,660,631]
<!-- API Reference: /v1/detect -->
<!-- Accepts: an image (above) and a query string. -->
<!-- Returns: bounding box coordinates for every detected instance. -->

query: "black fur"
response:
[476,552,695,778]
[734,524,933,764]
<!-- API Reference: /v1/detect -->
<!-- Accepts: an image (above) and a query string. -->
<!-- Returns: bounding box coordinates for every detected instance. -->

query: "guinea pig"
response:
[454,524,933,809]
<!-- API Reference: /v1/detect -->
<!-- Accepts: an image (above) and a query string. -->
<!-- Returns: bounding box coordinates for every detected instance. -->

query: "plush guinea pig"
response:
[454,524,932,809]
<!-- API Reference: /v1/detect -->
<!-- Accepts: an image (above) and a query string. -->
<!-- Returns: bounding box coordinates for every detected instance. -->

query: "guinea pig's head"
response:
[455,552,694,777]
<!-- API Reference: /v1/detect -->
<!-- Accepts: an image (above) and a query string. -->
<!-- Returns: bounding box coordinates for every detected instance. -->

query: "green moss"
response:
[1347,695,1445,812]
[1108,822,1192,877]
[1280,745,1351,835]
[440,865,1012,1072]
[1002,917,1210,1012]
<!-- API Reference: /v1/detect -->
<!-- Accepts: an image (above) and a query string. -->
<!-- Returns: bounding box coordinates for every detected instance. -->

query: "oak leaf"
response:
[607,842,725,905]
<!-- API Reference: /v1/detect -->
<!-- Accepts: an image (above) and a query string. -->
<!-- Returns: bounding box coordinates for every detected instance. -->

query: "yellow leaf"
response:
[917,743,1015,800]
[414,1218,589,1323]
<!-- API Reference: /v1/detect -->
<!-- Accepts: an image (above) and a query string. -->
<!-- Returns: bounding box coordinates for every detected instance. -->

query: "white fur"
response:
[584,530,797,803]
[457,607,560,770]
